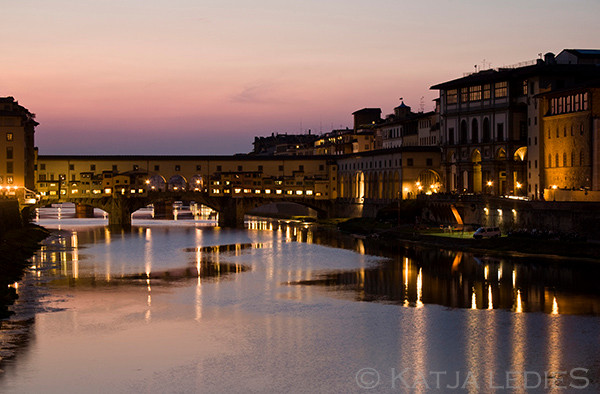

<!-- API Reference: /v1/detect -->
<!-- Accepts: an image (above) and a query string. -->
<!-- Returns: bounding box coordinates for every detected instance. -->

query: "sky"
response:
[2,0,600,155]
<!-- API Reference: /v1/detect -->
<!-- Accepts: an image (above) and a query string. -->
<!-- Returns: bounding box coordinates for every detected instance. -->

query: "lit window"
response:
[494,82,507,98]
[469,85,482,101]
[296,190,303,195]
[276,189,282,194]
[6,133,13,141]
[306,190,313,195]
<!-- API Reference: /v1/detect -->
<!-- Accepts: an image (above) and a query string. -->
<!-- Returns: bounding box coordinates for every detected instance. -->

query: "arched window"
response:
[563,152,567,167]
[482,118,490,143]
[548,154,552,167]
[460,120,468,144]
[471,119,479,143]
[555,153,559,168]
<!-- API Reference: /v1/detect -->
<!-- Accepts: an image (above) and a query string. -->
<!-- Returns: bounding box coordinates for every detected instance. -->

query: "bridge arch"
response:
[148,175,166,192]
[167,175,187,191]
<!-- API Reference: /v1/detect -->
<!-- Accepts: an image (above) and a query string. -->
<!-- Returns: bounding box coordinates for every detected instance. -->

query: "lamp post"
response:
[486,180,493,195]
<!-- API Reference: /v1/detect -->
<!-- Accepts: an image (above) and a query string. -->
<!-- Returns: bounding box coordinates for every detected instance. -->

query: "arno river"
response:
[1,206,600,393]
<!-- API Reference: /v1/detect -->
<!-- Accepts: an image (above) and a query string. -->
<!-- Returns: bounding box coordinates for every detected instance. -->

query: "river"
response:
[0,206,599,393]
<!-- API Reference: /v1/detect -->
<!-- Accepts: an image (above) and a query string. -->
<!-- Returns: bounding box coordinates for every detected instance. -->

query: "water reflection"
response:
[292,247,600,316]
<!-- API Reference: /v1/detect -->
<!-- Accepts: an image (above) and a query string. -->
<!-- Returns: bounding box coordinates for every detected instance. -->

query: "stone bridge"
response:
[34,191,336,229]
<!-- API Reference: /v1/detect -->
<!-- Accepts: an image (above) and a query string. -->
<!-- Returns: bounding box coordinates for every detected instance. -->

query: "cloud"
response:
[230,81,285,104]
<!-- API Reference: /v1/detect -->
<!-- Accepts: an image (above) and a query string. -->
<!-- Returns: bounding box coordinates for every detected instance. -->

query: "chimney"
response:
[544,52,556,65]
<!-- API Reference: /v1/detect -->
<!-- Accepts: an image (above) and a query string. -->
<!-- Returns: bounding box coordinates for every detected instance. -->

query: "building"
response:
[431,50,600,199]
[251,132,318,156]
[538,84,600,200]
[0,97,37,194]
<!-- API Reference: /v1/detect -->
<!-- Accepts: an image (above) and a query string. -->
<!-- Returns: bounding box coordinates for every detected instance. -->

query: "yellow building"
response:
[35,155,338,201]
[0,97,37,193]
[540,86,600,200]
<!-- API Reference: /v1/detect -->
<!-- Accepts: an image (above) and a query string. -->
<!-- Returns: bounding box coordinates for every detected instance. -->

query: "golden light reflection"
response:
[498,266,502,281]
[512,269,516,288]
[105,228,111,244]
[356,239,365,255]
[416,268,424,308]
[484,265,489,280]
[71,232,79,279]
[403,258,409,307]
[471,287,477,309]
[515,290,523,313]
[451,252,462,272]
[488,285,493,310]
[552,296,559,315]
[195,276,202,321]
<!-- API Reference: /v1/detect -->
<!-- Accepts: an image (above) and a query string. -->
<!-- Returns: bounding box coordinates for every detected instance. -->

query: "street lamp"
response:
[486,180,493,195]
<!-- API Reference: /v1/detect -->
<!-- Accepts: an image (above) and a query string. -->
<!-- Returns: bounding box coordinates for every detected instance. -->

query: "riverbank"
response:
[332,217,600,262]
[0,224,50,319]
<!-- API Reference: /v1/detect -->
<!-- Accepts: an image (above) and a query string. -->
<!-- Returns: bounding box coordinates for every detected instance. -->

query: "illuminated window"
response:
[522,80,528,95]
[6,133,13,141]
[483,84,491,100]
[6,176,13,184]
[494,82,507,98]
[469,85,482,101]
[446,89,457,104]
[460,88,469,103]
[306,190,313,195]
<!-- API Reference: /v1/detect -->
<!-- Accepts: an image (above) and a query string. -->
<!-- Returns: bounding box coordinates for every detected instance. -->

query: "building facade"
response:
[0,97,37,193]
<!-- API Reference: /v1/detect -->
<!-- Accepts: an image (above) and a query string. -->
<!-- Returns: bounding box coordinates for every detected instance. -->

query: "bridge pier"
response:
[108,196,132,230]
[218,198,246,228]
[75,203,95,218]
[153,201,174,220]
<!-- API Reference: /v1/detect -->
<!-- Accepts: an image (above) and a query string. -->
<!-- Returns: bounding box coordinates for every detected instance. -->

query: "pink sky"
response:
[2,0,599,154]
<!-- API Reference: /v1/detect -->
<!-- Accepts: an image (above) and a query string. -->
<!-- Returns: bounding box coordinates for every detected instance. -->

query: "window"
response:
[574,94,580,111]
[580,124,584,136]
[460,88,469,103]
[237,165,242,171]
[41,163,46,170]
[563,152,567,167]
[555,153,559,168]
[571,152,574,167]
[69,164,75,171]
[7,162,14,173]
[259,165,263,171]
[471,119,479,143]
[494,82,507,98]
[133,165,139,171]
[6,147,13,160]
[580,151,584,166]
[175,165,181,171]
[278,165,284,171]
[483,84,491,100]
[522,80,528,95]
[469,85,482,101]
[6,176,13,184]
[154,165,160,171]
[564,127,567,137]
[90,164,96,171]
[426,158,433,166]
[299,165,304,171]
[534,160,537,169]
[446,89,457,104]
[196,165,201,171]
[407,158,414,166]
[112,165,118,172]
[39,174,46,181]
[448,127,455,145]
[583,92,589,110]
[6,133,13,141]
[217,165,222,172]
[318,165,324,171]
[548,154,552,167]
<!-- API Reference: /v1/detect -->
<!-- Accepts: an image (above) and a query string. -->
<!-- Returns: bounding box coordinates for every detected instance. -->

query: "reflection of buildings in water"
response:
[293,248,600,316]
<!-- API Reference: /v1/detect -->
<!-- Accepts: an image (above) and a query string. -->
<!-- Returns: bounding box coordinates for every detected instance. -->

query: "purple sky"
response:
[2,0,600,155]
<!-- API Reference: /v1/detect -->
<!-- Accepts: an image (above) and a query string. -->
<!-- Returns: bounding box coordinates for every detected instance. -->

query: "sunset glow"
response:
[2,0,599,154]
